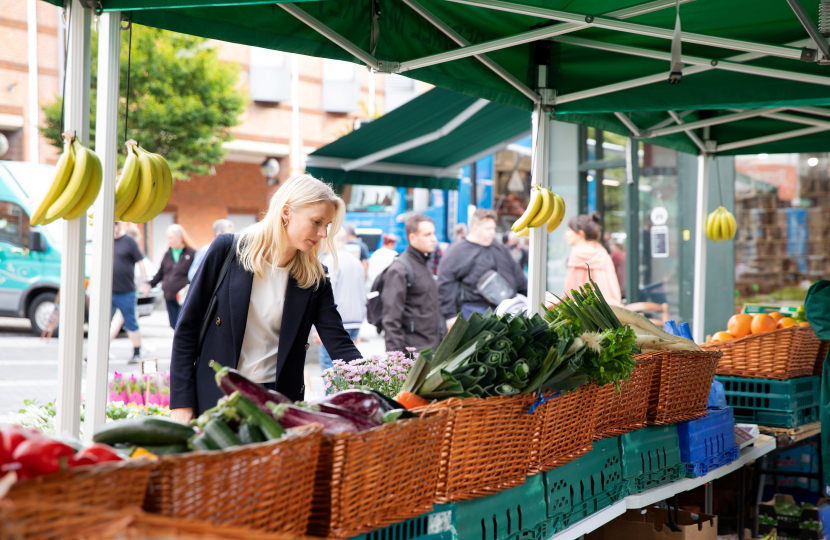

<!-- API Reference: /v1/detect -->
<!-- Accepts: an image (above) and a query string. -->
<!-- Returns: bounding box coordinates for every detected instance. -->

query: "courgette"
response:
[191,433,219,451]
[238,421,266,445]
[203,418,242,449]
[136,443,189,456]
[228,392,284,440]
[93,416,196,446]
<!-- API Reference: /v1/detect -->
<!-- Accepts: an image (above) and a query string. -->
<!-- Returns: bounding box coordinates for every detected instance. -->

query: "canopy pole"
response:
[785,0,830,59]
[624,137,639,304]
[56,0,91,438]
[84,10,121,443]
[527,104,550,316]
[692,153,710,343]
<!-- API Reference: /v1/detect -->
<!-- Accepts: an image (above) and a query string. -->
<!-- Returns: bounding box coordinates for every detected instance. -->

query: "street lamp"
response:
[260,157,280,186]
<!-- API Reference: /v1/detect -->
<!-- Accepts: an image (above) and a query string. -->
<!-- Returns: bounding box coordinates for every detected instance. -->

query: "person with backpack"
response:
[375,214,442,353]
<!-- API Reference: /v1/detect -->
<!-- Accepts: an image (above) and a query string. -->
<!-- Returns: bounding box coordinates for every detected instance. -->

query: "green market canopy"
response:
[305,87,530,189]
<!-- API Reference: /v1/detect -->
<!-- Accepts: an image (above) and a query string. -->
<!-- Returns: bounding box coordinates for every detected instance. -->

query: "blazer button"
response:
[300,384,305,393]
[215,317,221,326]
[305,342,310,351]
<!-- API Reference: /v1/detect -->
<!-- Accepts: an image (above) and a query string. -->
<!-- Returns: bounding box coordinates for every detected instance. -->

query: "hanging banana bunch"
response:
[115,140,173,223]
[30,133,102,226]
[511,185,566,236]
[705,206,737,242]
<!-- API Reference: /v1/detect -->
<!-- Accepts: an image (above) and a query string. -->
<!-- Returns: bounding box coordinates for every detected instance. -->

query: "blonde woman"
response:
[169,175,362,421]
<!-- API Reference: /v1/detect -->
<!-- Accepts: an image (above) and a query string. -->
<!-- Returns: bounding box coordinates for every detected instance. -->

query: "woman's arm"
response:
[148,252,165,288]
[169,235,233,409]
[314,277,362,363]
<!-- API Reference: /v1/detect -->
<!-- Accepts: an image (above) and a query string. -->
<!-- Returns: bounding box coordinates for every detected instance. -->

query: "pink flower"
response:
[348,384,355,389]
[397,374,406,380]
[325,381,332,388]
[383,376,391,382]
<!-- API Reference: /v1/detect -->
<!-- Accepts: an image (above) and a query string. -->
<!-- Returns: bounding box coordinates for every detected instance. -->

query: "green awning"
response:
[42,0,830,115]
[305,87,530,189]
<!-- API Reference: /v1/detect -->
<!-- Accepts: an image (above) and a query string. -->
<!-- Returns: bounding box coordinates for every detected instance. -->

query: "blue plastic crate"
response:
[684,446,740,477]
[355,505,455,540]
[677,407,736,464]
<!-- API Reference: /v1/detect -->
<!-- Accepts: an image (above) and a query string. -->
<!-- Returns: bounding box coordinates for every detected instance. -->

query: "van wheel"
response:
[29,292,59,337]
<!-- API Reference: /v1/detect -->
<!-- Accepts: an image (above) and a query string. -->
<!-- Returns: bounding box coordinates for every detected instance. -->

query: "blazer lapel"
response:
[277,275,311,374]
[228,259,253,367]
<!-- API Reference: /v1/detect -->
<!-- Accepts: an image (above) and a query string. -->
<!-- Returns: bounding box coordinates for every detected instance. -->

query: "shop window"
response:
[385,74,418,112]
[249,48,290,103]
[322,59,359,113]
[0,201,29,248]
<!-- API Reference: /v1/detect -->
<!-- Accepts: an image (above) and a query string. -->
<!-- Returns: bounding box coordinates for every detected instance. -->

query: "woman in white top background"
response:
[169,175,362,421]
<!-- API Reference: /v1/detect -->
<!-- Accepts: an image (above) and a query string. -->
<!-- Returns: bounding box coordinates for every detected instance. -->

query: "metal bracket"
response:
[376,61,400,73]
[77,0,103,14]
[539,88,556,112]
[802,47,819,62]
[704,139,718,154]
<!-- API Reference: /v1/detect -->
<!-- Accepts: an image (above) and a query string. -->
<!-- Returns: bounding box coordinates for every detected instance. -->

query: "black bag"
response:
[476,269,516,306]
[194,235,238,367]
[366,256,415,332]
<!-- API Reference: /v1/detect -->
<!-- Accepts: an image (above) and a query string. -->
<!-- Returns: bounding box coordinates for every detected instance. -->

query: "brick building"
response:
[0,0,430,265]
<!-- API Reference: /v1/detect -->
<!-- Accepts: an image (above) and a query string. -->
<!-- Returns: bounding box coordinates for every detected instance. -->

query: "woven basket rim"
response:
[700,324,813,350]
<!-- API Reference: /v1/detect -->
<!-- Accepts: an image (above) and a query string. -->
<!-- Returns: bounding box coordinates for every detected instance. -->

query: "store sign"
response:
[651,225,669,258]
[650,207,668,225]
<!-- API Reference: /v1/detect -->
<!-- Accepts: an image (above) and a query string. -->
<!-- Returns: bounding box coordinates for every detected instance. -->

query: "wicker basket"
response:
[0,500,309,540]
[143,424,322,534]
[307,409,449,539]
[814,340,829,375]
[412,395,537,504]
[5,457,154,510]
[592,356,659,440]
[635,350,721,425]
[701,326,819,379]
[528,386,595,474]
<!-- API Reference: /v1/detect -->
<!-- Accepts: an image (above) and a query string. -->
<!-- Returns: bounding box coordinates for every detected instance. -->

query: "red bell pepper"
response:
[75,444,123,464]
[12,437,76,477]
[67,454,98,468]
[1,425,38,457]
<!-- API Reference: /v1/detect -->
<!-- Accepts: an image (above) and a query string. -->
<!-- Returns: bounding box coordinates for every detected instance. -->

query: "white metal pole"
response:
[56,0,91,438]
[27,0,39,164]
[84,11,121,442]
[527,104,550,316]
[291,54,301,174]
[368,69,375,118]
[692,154,710,343]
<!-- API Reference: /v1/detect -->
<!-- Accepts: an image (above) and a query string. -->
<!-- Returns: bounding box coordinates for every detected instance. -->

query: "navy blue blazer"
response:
[170,233,362,414]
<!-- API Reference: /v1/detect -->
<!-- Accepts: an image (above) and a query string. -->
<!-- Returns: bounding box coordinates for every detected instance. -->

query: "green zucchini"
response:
[228,392,284,440]
[93,416,196,446]
[203,418,242,449]
[137,443,189,456]
[238,421,266,445]
[191,433,220,451]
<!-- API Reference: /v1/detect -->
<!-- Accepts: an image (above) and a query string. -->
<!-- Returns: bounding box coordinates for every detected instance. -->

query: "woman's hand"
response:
[171,407,195,424]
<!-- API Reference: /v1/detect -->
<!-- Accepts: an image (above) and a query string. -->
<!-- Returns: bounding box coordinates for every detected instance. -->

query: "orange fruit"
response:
[727,314,753,338]
[712,331,735,342]
[769,312,785,322]
[799,321,811,327]
[751,314,777,334]
[777,317,797,329]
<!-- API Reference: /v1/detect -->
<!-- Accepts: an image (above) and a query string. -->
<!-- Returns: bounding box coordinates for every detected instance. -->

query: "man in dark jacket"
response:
[438,209,527,330]
[381,214,443,352]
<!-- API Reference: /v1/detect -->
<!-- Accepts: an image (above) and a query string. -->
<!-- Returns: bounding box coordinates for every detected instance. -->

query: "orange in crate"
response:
[800,321,812,327]
[778,317,798,329]
[727,314,753,338]
[712,331,734,342]
[769,312,785,322]
[751,314,776,334]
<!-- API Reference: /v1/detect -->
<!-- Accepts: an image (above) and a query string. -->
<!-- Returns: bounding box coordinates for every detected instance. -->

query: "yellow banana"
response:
[44,140,93,222]
[512,186,542,232]
[114,144,140,220]
[63,148,103,220]
[529,187,554,227]
[516,227,529,237]
[547,193,565,233]
[712,208,724,241]
[133,152,165,223]
[705,210,717,241]
[31,138,75,226]
[719,211,731,241]
[141,151,173,222]
[721,208,736,240]
[120,147,156,222]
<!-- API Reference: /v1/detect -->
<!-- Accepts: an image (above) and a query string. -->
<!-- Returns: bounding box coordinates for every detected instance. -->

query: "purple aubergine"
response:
[267,403,358,436]
[317,403,380,431]
[312,390,382,422]
[212,362,291,414]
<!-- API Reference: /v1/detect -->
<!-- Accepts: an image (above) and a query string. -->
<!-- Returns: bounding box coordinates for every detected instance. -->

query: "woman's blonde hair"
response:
[236,174,345,289]
[166,224,196,250]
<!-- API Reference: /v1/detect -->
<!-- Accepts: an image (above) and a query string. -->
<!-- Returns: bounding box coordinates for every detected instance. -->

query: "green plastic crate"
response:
[632,463,685,493]
[620,425,681,480]
[543,436,628,531]
[716,376,820,412]
[455,475,547,540]
[354,505,455,540]
[732,405,820,428]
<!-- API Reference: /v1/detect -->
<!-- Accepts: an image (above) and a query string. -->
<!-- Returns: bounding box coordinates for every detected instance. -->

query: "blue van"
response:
[0,161,161,335]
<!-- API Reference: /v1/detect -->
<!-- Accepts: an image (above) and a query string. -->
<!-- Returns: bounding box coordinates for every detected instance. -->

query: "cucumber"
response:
[191,433,219,451]
[229,392,284,440]
[203,418,242,449]
[137,443,189,456]
[93,416,196,446]
[238,421,266,445]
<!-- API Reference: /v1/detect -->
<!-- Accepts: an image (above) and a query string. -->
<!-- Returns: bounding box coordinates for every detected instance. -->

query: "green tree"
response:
[42,24,246,180]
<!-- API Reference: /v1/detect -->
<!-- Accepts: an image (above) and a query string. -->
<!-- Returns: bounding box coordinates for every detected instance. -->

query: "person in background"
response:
[563,212,622,305]
[428,243,443,276]
[610,241,627,297]
[504,231,529,274]
[438,209,527,330]
[189,219,234,282]
[110,222,146,339]
[366,233,398,288]
[111,221,148,363]
[313,229,365,372]
[453,223,468,242]
[382,214,442,352]
[343,222,369,275]
[141,224,196,329]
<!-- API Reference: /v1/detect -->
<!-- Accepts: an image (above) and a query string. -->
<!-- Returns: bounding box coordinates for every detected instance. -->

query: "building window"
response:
[322,59,359,113]
[385,74,417,112]
[249,47,291,103]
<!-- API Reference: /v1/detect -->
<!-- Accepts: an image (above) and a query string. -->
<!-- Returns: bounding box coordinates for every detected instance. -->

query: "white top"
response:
[366,246,397,291]
[237,263,290,383]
